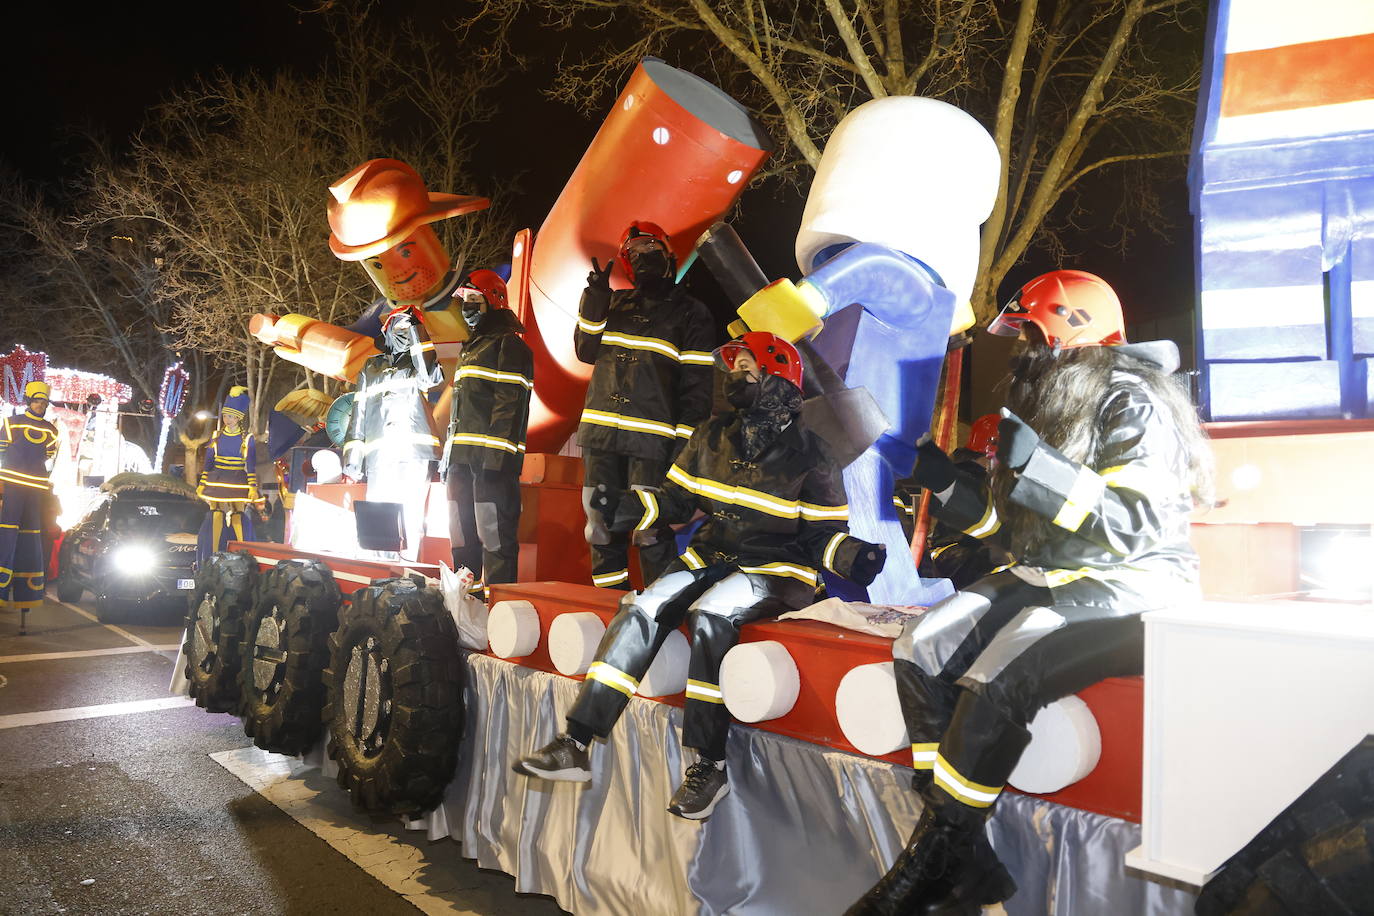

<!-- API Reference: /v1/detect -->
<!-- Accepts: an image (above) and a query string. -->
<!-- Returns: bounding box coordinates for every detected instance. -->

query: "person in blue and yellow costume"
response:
[0,380,61,631]
[196,386,259,563]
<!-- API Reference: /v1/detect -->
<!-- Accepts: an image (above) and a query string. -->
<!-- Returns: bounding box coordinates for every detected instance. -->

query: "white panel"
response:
[1200,285,1325,330]
[1214,99,1374,144]
[1225,0,1374,53]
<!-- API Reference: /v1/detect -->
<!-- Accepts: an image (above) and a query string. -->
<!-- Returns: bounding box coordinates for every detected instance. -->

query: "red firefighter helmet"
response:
[714,332,804,391]
[459,269,509,310]
[988,269,1126,349]
[967,413,1000,460]
[327,158,489,261]
[616,220,675,280]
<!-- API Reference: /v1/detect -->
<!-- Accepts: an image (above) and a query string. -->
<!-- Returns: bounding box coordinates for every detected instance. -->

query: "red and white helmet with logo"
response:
[714,332,804,391]
[458,268,509,310]
[988,269,1125,349]
[616,221,675,280]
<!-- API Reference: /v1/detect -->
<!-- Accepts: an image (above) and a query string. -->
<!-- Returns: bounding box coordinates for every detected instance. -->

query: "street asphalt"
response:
[0,594,568,916]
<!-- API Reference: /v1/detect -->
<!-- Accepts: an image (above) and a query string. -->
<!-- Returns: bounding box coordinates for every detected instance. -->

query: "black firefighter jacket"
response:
[613,413,878,591]
[444,308,534,476]
[342,315,445,479]
[930,340,1199,608]
[575,283,715,463]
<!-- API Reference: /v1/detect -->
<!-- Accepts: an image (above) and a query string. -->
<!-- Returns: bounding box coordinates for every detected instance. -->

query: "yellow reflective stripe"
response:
[911,742,939,768]
[679,350,714,366]
[591,569,629,587]
[635,490,659,532]
[933,754,1002,808]
[963,494,1001,538]
[822,532,847,573]
[0,478,51,490]
[578,316,607,334]
[0,523,16,529]
[601,332,681,361]
[666,465,811,521]
[738,562,818,586]
[581,409,678,439]
[799,501,848,521]
[1052,466,1106,532]
[17,528,40,534]
[680,547,706,570]
[203,482,254,491]
[674,424,695,439]
[685,679,724,703]
[1099,462,1168,496]
[456,365,533,389]
[586,661,638,697]
[448,432,526,454]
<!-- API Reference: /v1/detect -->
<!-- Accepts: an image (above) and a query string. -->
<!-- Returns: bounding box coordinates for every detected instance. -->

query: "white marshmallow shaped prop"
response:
[487,600,541,659]
[836,662,909,756]
[638,629,690,697]
[548,612,606,676]
[1007,695,1102,794]
[720,640,800,722]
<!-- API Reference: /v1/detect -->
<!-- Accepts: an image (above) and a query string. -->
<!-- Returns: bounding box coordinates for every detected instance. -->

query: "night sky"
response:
[2,0,1198,340]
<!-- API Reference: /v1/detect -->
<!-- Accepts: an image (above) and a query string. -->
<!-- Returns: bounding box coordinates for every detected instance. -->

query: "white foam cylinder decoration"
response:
[1007,695,1102,794]
[835,662,908,756]
[487,600,541,659]
[720,640,800,723]
[548,612,606,676]
[638,629,690,697]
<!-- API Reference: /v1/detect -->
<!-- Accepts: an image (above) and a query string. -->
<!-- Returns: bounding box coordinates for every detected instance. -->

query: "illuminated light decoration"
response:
[154,361,191,471]
[45,367,133,406]
[0,345,48,406]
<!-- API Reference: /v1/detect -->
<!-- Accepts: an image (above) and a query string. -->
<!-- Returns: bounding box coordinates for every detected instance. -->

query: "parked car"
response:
[55,473,207,622]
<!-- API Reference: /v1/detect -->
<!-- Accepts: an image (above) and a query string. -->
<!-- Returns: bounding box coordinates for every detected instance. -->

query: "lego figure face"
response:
[361,225,449,304]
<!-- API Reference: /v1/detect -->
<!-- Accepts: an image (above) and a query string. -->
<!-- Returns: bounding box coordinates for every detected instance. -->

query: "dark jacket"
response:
[342,312,444,478]
[0,410,59,492]
[575,283,715,462]
[931,341,1198,605]
[444,308,534,475]
[616,414,877,589]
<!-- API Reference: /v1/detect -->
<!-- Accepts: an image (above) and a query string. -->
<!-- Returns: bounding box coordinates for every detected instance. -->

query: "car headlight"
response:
[112,544,157,575]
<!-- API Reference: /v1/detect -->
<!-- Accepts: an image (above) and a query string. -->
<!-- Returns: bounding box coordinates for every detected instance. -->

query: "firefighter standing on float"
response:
[443,269,533,589]
[847,270,1212,916]
[196,386,259,563]
[516,333,888,820]
[327,159,478,560]
[0,381,60,629]
[575,222,715,590]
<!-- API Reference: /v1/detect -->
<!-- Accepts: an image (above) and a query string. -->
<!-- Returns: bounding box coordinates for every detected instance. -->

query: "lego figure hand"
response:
[587,257,614,292]
[911,434,957,493]
[997,408,1040,472]
[846,541,887,588]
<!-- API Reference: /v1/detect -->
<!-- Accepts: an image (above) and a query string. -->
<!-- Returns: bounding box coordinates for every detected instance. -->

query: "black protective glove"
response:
[587,257,614,292]
[996,408,1041,472]
[911,434,957,493]
[846,542,887,588]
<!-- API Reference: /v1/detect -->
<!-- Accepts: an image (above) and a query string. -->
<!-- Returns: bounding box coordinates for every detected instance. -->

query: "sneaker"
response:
[513,734,592,782]
[667,760,730,820]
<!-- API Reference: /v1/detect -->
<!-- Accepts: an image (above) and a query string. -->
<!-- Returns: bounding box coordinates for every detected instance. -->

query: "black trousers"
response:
[567,564,814,759]
[447,463,522,586]
[892,567,1146,825]
[581,448,674,590]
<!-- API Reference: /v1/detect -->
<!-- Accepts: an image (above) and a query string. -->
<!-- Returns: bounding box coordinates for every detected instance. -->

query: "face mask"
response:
[462,302,484,330]
[628,249,670,285]
[724,371,759,409]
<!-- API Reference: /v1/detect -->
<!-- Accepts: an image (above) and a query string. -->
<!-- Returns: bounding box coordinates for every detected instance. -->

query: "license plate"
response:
[176,578,196,590]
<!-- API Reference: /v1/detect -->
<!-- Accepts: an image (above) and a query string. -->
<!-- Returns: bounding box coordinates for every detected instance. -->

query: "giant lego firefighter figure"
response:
[516,333,887,820]
[443,269,533,590]
[0,381,60,630]
[196,386,259,563]
[575,222,715,590]
[328,159,477,560]
[847,271,1212,916]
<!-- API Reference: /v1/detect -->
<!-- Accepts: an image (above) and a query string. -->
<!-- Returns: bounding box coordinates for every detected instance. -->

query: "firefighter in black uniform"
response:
[443,269,533,590]
[575,221,715,590]
[0,381,60,630]
[197,386,259,563]
[516,333,888,821]
[847,270,1213,916]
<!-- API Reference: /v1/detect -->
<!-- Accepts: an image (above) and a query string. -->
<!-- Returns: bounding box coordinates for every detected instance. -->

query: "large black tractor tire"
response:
[181,551,257,713]
[322,577,463,816]
[239,559,341,755]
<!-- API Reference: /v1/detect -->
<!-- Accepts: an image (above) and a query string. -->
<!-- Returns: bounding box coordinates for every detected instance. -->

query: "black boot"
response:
[843,807,977,916]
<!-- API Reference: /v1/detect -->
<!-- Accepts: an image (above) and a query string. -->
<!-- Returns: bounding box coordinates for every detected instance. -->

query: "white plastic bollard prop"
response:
[720,640,800,723]
[487,600,541,659]
[548,612,606,676]
[835,662,909,756]
[1007,695,1102,794]
[638,629,690,697]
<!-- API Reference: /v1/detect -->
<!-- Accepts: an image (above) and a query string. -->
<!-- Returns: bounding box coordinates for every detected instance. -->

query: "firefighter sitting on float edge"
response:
[515,333,887,821]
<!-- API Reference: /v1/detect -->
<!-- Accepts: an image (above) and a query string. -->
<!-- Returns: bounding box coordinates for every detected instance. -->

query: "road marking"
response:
[0,644,181,665]
[0,696,196,730]
[52,596,159,649]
